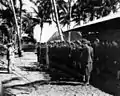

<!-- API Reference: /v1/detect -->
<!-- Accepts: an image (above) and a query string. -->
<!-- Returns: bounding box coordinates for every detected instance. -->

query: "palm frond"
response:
[31,7,38,15]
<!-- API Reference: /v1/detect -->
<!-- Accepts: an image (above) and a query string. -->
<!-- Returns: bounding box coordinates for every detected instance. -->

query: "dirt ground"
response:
[0,52,113,96]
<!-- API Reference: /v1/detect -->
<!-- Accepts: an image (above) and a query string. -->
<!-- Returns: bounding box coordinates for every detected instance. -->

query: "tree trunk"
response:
[38,23,43,64]
[19,0,22,55]
[68,0,72,42]
[51,0,64,41]
[10,0,22,57]
[39,22,43,43]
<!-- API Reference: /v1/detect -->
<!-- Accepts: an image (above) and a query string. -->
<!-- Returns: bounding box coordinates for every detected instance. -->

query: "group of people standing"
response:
[38,39,94,85]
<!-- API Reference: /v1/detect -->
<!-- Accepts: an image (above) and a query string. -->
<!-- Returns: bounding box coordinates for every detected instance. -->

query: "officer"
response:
[81,39,94,85]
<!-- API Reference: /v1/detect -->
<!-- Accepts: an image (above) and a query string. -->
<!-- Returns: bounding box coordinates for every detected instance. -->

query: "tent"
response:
[48,31,82,42]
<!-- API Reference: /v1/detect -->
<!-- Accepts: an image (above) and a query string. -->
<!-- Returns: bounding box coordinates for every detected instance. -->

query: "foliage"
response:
[30,0,52,28]
[0,0,24,43]
[57,0,70,27]
[0,0,120,42]
[0,1,14,42]
[22,13,37,36]
[55,0,120,26]
[30,0,53,42]
[72,0,120,25]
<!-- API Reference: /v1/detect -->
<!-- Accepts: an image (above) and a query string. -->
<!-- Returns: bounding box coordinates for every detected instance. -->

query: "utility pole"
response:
[10,0,22,57]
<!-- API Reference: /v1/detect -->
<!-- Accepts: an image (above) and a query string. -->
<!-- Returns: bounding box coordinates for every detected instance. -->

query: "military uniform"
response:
[81,39,94,85]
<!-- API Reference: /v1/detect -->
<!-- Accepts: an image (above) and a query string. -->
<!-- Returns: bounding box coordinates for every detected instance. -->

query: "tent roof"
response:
[48,31,82,42]
[65,13,120,33]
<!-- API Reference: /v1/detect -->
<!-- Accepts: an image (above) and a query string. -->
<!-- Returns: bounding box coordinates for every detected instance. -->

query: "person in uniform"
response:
[75,40,82,71]
[81,39,94,85]
[7,43,15,73]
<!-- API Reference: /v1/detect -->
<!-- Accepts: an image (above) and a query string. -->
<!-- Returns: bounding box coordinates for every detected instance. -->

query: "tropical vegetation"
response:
[0,0,120,47]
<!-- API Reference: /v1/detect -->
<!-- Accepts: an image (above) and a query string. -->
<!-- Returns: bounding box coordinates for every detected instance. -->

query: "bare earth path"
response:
[0,52,113,96]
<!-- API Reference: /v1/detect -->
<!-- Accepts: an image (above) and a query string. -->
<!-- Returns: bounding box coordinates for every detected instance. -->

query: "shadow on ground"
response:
[5,79,83,90]
[20,62,41,71]
[19,62,117,95]
[20,62,83,82]
[4,62,84,89]
[20,66,41,71]
[90,70,120,96]
[3,61,118,96]
[2,77,21,84]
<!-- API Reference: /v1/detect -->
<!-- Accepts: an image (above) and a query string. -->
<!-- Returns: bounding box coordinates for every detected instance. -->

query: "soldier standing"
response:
[7,43,15,73]
[81,39,94,85]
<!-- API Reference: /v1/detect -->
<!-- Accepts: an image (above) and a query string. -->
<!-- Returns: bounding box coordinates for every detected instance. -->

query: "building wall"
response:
[99,29,120,41]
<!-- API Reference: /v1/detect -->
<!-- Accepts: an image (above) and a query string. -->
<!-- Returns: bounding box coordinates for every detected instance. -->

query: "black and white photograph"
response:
[0,0,120,96]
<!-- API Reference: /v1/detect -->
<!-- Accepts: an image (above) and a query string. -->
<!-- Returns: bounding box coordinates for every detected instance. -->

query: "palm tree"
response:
[30,0,53,42]
[22,12,38,37]
[30,0,64,41]
[10,0,22,57]
[51,0,64,41]
[56,0,76,42]
[0,0,15,43]
[19,0,23,56]
[0,0,23,56]
[56,0,71,41]
[68,0,72,42]
[72,0,120,26]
